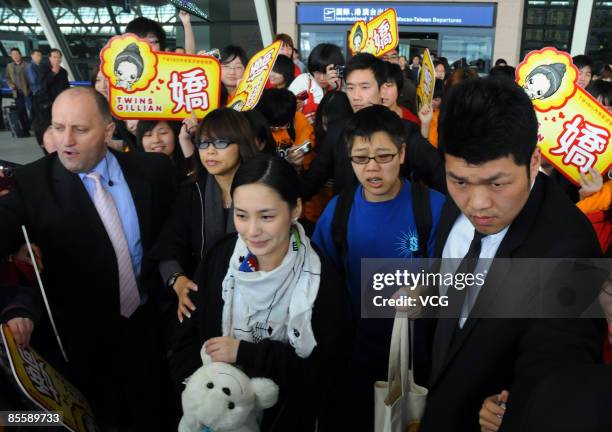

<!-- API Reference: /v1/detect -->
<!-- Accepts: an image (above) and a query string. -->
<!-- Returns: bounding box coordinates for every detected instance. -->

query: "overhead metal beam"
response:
[28,0,78,81]
[67,7,91,33]
[105,0,121,35]
[7,7,38,34]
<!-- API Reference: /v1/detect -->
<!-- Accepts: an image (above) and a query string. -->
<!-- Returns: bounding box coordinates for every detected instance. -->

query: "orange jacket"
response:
[428,109,439,148]
[270,113,332,222]
[577,181,612,214]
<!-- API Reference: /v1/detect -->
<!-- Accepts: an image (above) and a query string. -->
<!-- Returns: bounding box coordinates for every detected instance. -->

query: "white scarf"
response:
[221,223,321,358]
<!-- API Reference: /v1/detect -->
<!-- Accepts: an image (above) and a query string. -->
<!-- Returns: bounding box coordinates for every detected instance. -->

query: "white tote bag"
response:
[374,314,428,432]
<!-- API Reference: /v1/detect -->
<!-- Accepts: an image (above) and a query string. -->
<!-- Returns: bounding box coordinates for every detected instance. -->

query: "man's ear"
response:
[105,120,116,144]
[398,143,406,165]
[530,147,541,180]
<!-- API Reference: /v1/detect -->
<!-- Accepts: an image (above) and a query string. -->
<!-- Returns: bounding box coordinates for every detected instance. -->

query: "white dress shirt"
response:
[440,213,509,327]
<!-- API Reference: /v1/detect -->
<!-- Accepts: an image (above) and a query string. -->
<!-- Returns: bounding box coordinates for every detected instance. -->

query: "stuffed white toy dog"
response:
[178,346,279,432]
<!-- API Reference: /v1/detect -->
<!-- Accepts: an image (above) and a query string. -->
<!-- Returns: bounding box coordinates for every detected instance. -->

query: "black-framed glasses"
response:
[349,153,398,164]
[196,138,234,150]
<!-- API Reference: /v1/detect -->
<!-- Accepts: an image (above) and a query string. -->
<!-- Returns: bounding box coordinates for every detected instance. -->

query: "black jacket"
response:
[300,116,445,200]
[420,173,605,432]
[40,65,69,106]
[170,234,353,432]
[151,173,232,283]
[0,150,178,429]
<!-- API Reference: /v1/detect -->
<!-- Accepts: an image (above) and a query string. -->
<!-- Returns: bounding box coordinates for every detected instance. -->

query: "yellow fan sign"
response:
[516,47,611,185]
[348,9,399,57]
[1,324,98,432]
[416,49,435,111]
[101,34,221,120]
[228,41,282,111]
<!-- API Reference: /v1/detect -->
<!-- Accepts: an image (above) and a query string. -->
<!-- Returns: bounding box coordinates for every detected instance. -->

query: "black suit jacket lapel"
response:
[51,156,110,243]
[430,175,546,386]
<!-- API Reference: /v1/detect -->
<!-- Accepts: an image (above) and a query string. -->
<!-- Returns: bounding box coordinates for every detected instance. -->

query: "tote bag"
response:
[374,314,428,432]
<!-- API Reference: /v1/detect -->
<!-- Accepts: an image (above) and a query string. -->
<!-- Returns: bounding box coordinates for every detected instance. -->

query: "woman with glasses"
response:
[151,108,259,322]
[220,46,248,104]
[171,154,352,431]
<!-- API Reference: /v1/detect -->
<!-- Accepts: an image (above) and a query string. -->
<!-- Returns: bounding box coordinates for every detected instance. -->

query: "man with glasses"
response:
[300,53,445,201]
[312,105,446,430]
[382,48,400,64]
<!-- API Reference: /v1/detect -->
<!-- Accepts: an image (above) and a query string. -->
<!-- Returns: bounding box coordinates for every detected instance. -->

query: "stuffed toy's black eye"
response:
[206,382,214,389]
[228,402,235,410]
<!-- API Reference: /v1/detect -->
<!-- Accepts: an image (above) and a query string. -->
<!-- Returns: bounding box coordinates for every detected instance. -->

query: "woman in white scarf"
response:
[173,154,352,431]
[204,155,321,361]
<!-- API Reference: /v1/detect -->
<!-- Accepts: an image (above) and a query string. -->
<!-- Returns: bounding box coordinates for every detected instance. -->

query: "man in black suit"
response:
[300,53,445,200]
[0,87,177,430]
[419,78,605,431]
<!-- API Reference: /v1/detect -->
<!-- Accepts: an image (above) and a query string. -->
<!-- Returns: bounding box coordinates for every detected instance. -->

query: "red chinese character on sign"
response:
[247,49,274,83]
[373,19,393,54]
[551,114,609,172]
[168,67,210,113]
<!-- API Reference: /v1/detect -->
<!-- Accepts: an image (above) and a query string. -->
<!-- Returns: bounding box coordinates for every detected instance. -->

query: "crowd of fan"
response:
[1,13,612,432]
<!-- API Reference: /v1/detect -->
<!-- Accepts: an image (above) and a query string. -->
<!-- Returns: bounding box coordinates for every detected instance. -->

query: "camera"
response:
[334,64,345,79]
[291,141,311,155]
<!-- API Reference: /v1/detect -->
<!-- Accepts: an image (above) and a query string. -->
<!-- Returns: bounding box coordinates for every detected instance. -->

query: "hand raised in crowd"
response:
[296,98,305,114]
[579,168,604,199]
[178,9,191,25]
[418,103,434,140]
[287,144,306,169]
[0,170,10,197]
[478,390,509,432]
[7,317,34,347]
[179,112,198,158]
[325,64,342,90]
[14,243,43,272]
[204,336,240,363]
[126,119,139,136]
[174,275,198,322]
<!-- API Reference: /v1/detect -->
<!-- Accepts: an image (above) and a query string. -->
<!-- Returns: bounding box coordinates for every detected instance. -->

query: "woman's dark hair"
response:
[586,79,612,107]
[307,43,345,74]
[136,120,184,162]
[572,54,593,70]
[256,88,297,127]
[433,79,446,101]
[125,17,166,51]
[231,154,301,209]
[344,105,406,151]
[272,54,295,88]
[383,62,404,93]
[221,45,248,67]
[315,90,352,143]
[198,108,259,161]
[345,53,386,87]
[243,110,276,155]
[439,77,537,170]
[273,33,295,51]
[445,67,478,93]
[489,65,516,81]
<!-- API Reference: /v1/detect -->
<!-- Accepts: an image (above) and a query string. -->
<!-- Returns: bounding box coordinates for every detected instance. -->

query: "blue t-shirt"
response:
[312,180,445,359]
